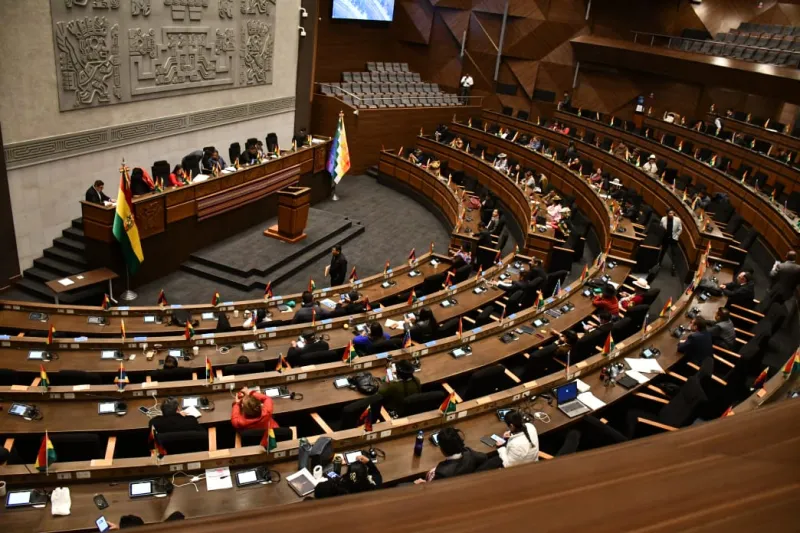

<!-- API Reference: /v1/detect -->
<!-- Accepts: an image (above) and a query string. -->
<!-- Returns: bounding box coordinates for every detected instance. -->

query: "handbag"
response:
[349,372,380,395]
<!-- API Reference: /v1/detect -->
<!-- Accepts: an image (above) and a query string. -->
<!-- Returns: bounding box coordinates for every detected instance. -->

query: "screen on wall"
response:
[332,0,395,21]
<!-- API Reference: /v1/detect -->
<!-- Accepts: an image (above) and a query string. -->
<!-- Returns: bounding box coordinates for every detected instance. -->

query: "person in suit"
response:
[658,209,683,275]
[527,258,547,283]
[163,355,179,370]
[292,128,309,147]
[230,386,279,431]
[476,230,493,249]
[583,311,613,336]
[286,330,329,362]
[553,329,578,359]
[613,141,628,159]
[353,322,391,352]
[85,180,112,205]
[129,167,155,196]
[677,317,713,365]
[415,427,488,483]
[406,307,438,342]
[326,245,348,286]
[768,251,800,304]
[292,291,324,324]
[559,91,572,110]
[708,307,736,350]
[721,271,755,309]
[486,209,502,234]
[565,142,579,162]
[149,397,202,435]
[333,290,364,316]
[378,360,421,413]
[238,141,260,166]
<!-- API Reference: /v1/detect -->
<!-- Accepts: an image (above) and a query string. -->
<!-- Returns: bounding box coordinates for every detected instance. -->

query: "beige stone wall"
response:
[0,0,301,270]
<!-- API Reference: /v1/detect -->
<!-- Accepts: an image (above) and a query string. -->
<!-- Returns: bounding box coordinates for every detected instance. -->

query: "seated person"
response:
[567,157,581,172]
[256,140,269,159]
[677,317,713,365]
[695,190,711,210]
[721,271,755,309]
[619,278,649,310]
[130,167,155,196]
[485,209,502,233]
[496,409,539,468]
[582,310,613,335]
[522,170,536,189]
[149,397,202,434]
[353,322,391,352]
[406,307,438,342]
[565,142,579,162]
[528,136,542,151]
[168,164,189,187]
[493,153,508,172]
[292,127,310,147]
[163,355,179,370]
[708,307,736,350]
[592,284,620,317]
[334,290,365,315]
[642,154,658,175]
[428,159,442,178]
[237,355,250,364]
[509,162,521,179]
[292,291,324,324]
[85,179,112,205]
[287,329,330,360]
[230,386,278,431]
[378,360,422,413]
[314,455,382,499]
[408,148,423,165]
[451,137,465,150]
[553,329,579,359]
[546,198,564,220]
[416,427,488,483]
[589,167,603,185]
[202,148,226,174]
[613,141,629,159]
[239,141,260,166]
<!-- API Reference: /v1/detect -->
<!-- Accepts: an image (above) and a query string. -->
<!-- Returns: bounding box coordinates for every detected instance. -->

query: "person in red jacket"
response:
[592,284,620,317]
[619,278,649,311]
[230,387,278,431]
[168,164,189,187]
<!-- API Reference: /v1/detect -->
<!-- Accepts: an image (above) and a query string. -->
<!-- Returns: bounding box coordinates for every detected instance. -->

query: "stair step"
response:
[181,222,365,291]
[43,246,87,268]
[33,257,82,277]
[62,226,85,241]
[53,236,85,254]
[71,218,83,230]
[23,267,61,284]
[15,277,104,305]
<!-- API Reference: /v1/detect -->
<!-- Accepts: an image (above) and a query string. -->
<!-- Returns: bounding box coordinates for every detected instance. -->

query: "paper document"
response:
[206,467,233,491]
[577,392,606,411]
[384,319,404,330]
[575,379,591,393]
[192,174,209,183]
[625,370,650,384]
[320,298,337,310]
[183,406,202,418]
[57,278,74,286]
[625,358,665,374]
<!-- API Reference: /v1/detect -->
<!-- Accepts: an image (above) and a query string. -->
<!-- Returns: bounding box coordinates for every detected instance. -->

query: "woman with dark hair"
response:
[553,329,578,358]
[416,427,488,483]
[130,167,155,196]
[168,164,189,187]
[353,322,390,351]
[497,410,539,467]
[378,359,422,413]
[407,307,438,342]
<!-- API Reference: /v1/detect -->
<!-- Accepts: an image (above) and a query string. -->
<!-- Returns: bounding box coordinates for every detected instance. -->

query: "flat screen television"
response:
[332,0,395,22]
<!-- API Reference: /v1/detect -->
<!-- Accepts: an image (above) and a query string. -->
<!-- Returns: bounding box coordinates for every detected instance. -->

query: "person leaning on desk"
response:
[85,179,113,205]
[415,427,489,483]
[149,397,202,434]
[230,386,278,431]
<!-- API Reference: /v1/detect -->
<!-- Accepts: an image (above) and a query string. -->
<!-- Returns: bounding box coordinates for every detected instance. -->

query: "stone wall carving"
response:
[50,0,274,111]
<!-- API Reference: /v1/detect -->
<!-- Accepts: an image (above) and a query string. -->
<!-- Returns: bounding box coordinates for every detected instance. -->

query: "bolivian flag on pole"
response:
[260,427,278,451]
[326,111,351,185]
[35,431,57,473]
[113,162,144,274]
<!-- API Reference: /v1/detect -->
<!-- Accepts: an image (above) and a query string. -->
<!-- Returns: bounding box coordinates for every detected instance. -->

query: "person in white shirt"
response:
[493,153,508,172]
[642,154,658,175]
[659,209,683,275]
[496,410,539,467]
[459,73,474,104]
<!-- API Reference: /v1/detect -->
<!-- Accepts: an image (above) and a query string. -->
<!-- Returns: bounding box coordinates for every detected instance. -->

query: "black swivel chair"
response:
[150,368,195,383]
[48,433,103,462]
[53,370,102,386]
[229,142,241,164]
[239,427,294,447]
[157,431,209,455]
[151,160,171,182]
[335,395,383,431]
[224,362,267,376]
[266,133,279,153]
[0,368,22,386]
[458,365,514,400]
[400,391,447,417]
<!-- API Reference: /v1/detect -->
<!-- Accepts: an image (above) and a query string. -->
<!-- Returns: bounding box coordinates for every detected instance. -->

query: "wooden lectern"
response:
[263,186,311,243]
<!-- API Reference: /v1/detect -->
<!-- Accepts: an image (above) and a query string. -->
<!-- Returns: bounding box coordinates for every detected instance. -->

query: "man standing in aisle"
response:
[326,245,348,287]
[459,73,474,104]
[658,209,682,276]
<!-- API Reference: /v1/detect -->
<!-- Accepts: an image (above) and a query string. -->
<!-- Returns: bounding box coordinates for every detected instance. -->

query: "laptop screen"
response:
[555,381,578,404]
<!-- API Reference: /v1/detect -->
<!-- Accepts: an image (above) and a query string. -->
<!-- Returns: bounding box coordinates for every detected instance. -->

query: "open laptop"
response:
[555,381,591,418]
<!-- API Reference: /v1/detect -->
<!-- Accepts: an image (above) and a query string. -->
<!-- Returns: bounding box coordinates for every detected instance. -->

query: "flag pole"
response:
[120,265,138,301]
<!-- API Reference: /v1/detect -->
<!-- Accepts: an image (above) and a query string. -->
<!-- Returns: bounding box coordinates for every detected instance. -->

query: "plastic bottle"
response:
[414,430,424,457]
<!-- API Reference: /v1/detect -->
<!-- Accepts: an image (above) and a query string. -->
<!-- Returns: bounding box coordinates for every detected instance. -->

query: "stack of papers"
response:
[575,379,591,393]
[625,370,650,384]
[191,174,209,183]
[384,319,404,330]
[57,278,74,287]
[206,467,232,491]
[625,358,665,374]
[577,392,606,411]
[183,406,202,418]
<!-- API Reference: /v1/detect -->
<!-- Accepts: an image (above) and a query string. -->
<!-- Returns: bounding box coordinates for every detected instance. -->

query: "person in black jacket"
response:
[292,291,324,324]
[129,167,154,196]
[406,307,438,342]
[149,397,203,434]
[721,271,755,309]
[415,427,488,483]
[677,317,713,365]
[332,290,364,316]
[326,245,348,286]
[313,455,382,499]
[85,180,112,205]
[286,329,330,364]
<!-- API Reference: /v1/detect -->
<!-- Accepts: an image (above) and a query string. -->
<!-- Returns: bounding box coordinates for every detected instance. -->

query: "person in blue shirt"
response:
[353,322,390,352]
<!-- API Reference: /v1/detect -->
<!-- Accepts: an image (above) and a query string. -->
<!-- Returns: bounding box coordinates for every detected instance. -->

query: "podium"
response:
[263,186,311,243]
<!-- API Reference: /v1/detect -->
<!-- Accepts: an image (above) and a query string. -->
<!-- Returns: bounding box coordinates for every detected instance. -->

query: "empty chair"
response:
[228,142,241,166]
[225,362,266,376]
[623,375,707,439]
[49,433,103,462]
[157,430,208,455]
[458,365,514,400]
[151,160,171,182]
[53,370,102,386]
[0,368,22,386]
[517,110,529,121]
[400,391,447,417]
[239,427,294,447]
[337,395,383,431]
[150,367,194,382]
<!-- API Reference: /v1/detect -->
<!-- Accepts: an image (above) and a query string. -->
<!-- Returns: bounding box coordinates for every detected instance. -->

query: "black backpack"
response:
[349,372,380,395]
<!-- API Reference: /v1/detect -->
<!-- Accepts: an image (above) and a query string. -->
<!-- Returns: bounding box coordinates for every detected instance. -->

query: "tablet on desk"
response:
[168,349,183,358]
[450,347,467,358]
[334,377,351,389]
[9,403,32,418]
[6,490,33,508]
[182,397,200,409]
[87,316,106,325]
[264,386,289,398]
[242,341,261,351]
[28,350,46,360]
[98,402,117,415]
[235,469,261,487]
[129,480,155,498]
[201,312,216,320]
[101,350,121,360]
[143,315,156,324]
[344,450,363,464]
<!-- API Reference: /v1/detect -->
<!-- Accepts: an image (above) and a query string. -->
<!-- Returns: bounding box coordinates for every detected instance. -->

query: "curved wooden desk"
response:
[553,110,800,258]
[705,112,800,154]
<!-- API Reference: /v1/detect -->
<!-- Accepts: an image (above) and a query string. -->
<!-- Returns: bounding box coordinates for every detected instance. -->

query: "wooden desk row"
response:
[642,115,799,193]
[553,110,800,258]
[706,112,800,154]
[80,140,333,285]
[0,254,445,337]
[483,110,731,268]
[3,255,735,532]
[444,122,641,261]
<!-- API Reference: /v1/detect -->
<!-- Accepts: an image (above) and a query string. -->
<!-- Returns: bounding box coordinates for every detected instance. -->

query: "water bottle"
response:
[332,455,342,475]
[414,430,424,457]
[298,437,311,470]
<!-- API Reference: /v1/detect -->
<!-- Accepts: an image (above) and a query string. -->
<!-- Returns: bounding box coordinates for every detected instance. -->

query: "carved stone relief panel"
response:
[50,0,274,111]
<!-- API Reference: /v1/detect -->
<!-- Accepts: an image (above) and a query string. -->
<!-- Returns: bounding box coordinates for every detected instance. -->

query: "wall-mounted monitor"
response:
[332,0,395,22]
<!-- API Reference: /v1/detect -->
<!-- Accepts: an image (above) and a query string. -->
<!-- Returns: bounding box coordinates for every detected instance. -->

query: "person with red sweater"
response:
[168,164,189,187]
[619,278,649,311]
[592,284,620,317]
[230,387,278,431]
